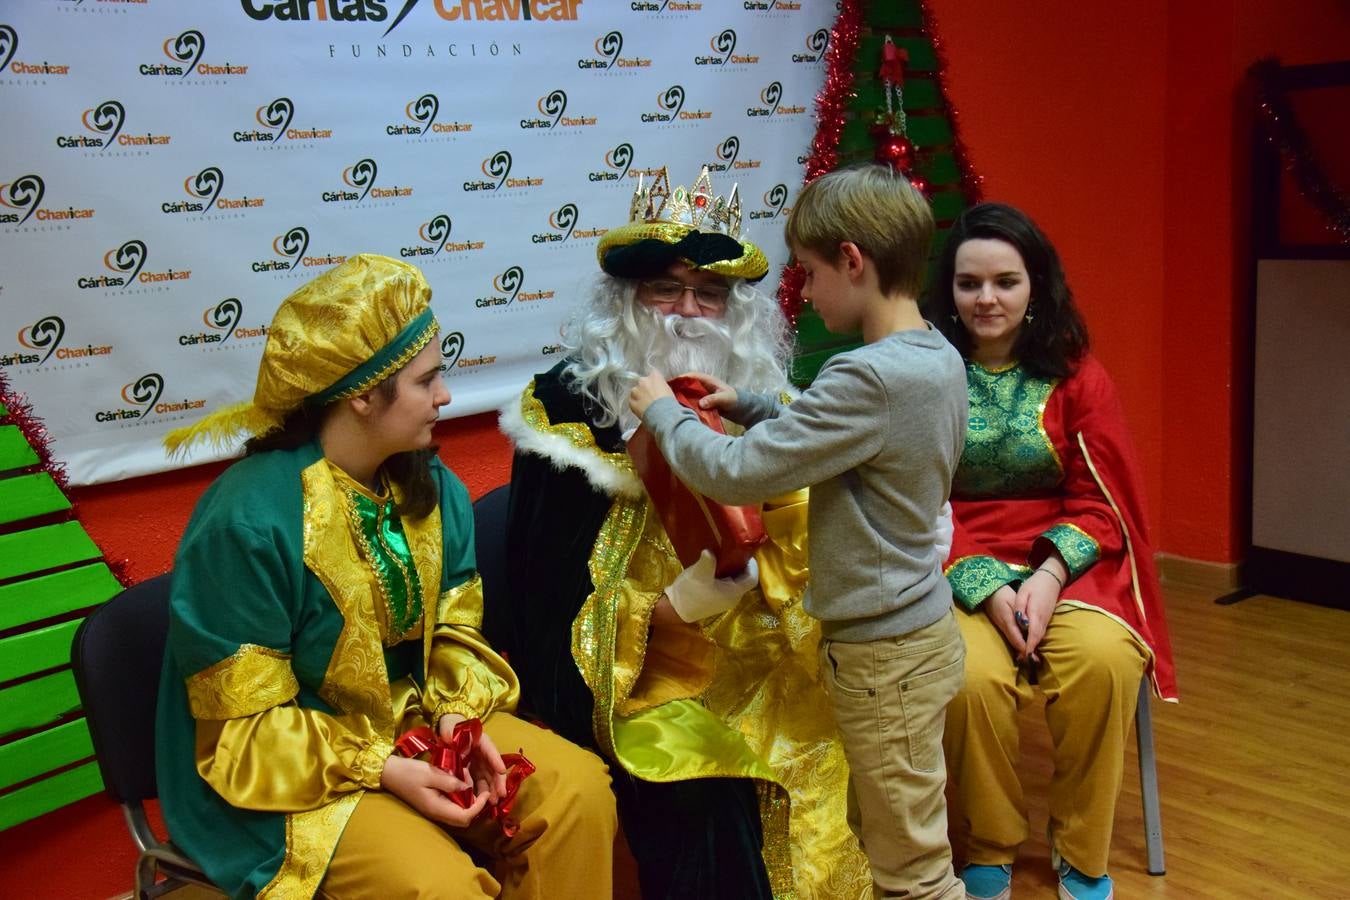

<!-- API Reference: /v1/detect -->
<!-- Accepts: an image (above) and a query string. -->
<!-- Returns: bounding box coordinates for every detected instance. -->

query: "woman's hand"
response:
[628,369,674,420]
[437,714,508,802]
[982,584,1027,660]
[380,754,488,828]
[1014,556,1067,663]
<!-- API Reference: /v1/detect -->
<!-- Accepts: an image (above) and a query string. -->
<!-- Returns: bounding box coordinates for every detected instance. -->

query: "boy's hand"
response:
[679,372,738,412]
[629,369,674,420]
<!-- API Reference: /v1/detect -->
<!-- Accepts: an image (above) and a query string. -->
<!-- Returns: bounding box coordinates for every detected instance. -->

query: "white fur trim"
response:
[498,392,643,499]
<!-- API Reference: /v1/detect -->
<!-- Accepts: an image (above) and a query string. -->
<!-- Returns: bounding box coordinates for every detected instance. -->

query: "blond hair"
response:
[785,164,934,298]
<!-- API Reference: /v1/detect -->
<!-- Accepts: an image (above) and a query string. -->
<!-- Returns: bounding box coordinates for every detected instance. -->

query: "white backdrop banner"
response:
[0,0,829,485]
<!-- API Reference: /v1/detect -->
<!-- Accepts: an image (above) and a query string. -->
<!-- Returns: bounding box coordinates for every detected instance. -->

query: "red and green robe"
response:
[944,355,1177,700]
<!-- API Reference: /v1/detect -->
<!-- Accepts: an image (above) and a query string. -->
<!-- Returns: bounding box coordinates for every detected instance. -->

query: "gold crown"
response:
[628,166,743,238]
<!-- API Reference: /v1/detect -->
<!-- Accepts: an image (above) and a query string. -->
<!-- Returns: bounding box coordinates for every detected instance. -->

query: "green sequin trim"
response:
[954,362,1063,499]
[1042,522,1100,579]
[945,555,1028,610]
[342,482,424,642]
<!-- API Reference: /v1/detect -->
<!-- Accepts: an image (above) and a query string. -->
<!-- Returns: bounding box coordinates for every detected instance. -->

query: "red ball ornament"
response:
[908,175,930,196]
[874,134,913,169]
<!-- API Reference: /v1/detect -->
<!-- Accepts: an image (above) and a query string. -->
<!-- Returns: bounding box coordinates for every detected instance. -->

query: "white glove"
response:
[935,501,954,564]
[664,550,759,623]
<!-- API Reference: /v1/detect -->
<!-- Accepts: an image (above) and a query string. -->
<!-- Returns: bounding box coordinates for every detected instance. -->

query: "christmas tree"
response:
[784,0,983,383]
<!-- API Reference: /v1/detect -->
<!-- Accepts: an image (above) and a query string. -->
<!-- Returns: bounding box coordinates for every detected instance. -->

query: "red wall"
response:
[4,3,1347,896]
[933,0,1171,542]
[935,0,1347,561]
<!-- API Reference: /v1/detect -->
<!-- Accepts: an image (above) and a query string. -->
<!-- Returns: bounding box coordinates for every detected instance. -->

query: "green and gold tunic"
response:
[156,440,517,898]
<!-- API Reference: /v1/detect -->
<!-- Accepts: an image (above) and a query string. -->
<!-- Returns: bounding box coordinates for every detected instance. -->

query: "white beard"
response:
[613,312,735,433]
[559,275,793,434]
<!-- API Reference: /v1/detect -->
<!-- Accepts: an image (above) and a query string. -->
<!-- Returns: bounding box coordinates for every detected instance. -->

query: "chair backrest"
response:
[473,484,512,651]
[70,572,173,806]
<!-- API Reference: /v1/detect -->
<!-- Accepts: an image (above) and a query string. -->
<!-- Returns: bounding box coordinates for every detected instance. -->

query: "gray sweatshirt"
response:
[642,326,967,642]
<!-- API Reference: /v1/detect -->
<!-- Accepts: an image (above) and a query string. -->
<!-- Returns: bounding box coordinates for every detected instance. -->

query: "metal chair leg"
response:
[1135,677,1166,875]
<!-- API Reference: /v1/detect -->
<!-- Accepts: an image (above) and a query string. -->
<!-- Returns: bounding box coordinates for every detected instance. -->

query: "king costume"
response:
[487,168,869,900]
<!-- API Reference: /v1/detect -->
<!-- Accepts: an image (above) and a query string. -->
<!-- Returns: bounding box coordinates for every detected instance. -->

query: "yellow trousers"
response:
[320,712,617,899]
[943,605,1147,878]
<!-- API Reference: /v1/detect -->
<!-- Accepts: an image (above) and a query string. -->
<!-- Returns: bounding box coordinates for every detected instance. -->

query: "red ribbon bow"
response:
[880,36,908,85]
[394,719,536,836]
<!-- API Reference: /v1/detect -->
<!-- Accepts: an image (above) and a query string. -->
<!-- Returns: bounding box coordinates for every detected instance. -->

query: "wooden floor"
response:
[150,583,1350,899]
[995,583,1350,898]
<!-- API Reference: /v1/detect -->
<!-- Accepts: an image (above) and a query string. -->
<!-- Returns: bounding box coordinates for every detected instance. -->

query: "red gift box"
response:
[628,376,767,578]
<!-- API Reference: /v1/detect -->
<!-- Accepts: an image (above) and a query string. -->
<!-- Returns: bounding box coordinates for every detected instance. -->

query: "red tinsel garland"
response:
[0,369,67,492]
[778,1,985,325]
[1250,57,1350,245]
[0,370,131,586]
[776,0,865,326]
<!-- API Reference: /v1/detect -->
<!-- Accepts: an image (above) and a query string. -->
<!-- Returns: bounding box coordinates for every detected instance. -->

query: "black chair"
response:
[474,484,512,651]
[70,572,217,899]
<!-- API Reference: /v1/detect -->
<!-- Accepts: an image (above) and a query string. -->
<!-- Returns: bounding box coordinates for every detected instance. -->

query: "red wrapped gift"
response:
[394,719,536,836]
[628,375,767,578]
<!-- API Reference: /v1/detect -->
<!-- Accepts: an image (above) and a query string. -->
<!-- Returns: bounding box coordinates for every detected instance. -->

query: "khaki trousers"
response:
[320,712,617,899]
[943,605,1147,877]
[820,608,967,899]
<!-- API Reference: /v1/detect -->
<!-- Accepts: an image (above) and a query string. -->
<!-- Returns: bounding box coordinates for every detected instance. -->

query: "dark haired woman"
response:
[929,204,1177,900]
[156,254,615,898]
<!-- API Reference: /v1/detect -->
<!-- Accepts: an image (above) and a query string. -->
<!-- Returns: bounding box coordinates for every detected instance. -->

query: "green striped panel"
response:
[794,309,847,348]
[853,77,941,112]
[0,425,40,471]
[838,114,952,156]
[854,36,937,73]
[0,761,103,831]
[792,343,863,386]
[0,619,84,683]
[918,153,961,187]
[0,563,120,632]
[0,522,101,582]
[0,719,94,791]
[0,472,70,525]
[904,115,954,147]
[929,190,966,222]
[0,670,81,738]
[867,2,923,29]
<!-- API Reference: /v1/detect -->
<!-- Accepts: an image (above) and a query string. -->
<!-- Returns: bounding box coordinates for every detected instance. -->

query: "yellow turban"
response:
[164,253,439,456]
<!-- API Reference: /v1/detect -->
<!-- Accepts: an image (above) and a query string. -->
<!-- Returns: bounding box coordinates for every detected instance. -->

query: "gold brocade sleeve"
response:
[423,575,520,724]
[194,705,393,813]
[186,643,298,720]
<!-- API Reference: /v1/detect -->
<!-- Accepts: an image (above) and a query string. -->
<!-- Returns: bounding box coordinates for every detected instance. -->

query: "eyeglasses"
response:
[639,278,730,309]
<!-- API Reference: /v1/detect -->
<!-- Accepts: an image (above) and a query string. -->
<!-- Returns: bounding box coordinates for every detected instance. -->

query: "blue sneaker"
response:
[960,864,1012,900]
[1055,860,1113,900]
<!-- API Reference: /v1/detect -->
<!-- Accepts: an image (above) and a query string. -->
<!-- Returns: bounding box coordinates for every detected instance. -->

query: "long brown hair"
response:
[929,202,1089,379]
